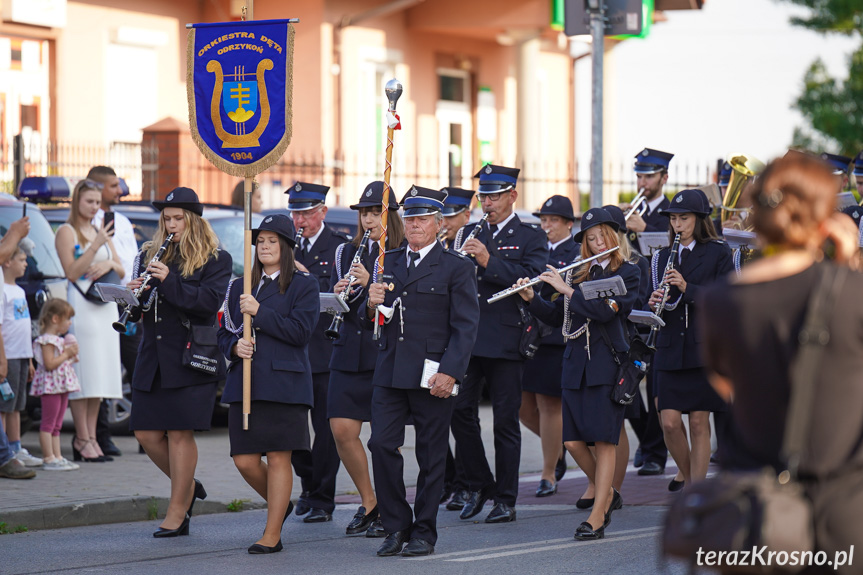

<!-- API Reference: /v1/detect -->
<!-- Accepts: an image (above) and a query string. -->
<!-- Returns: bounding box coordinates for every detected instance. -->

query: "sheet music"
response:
[420,359,459,396]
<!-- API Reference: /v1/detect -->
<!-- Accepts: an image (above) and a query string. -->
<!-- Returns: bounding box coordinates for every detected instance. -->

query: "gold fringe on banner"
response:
[186,24,295,179]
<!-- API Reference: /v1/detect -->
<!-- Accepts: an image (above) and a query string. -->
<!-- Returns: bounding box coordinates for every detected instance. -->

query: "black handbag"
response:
[517,303,542,359]
[597,320,650,406]
[73,269,123,305]
[661,265,846,573]
[178,311,222,375]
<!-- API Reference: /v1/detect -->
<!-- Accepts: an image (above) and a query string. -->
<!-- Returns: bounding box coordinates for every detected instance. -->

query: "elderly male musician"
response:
[286,182,349,523]
[438,187,475,250]
[365,186,479,557]
[450,165,546,524]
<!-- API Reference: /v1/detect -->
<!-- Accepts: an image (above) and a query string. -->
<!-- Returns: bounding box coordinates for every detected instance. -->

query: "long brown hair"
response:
[352,208,404,250]
[572,223,624,283]
[143,210,220,277]
[251,232,296,293]
[66,180,102,246]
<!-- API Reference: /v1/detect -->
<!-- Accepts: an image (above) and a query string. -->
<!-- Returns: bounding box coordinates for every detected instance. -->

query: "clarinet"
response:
[112,233,174,333]
[456,212,490,255]
[645,232,681,348]
[325,229,372,340]
[293,227,304,252]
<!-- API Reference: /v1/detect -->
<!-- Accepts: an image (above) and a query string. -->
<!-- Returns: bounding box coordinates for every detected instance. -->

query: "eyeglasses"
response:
[480,190,512,202]
[78,179,104,191]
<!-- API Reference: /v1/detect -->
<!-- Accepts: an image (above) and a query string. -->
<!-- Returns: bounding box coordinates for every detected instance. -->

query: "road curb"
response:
[0,497,266,532]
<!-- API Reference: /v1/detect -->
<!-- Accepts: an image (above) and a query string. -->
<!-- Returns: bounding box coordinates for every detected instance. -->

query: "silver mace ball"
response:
[385,78,403,112]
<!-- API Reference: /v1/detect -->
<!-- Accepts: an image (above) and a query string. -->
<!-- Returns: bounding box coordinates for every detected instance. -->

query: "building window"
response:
[439,73,466,103]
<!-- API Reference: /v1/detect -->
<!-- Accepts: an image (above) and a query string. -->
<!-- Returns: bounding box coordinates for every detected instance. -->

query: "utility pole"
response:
[588,0,605,209]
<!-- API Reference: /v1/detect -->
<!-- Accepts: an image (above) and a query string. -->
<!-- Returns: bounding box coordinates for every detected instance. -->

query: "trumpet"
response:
[325,229,372,340]
[645,232,681,348]
[456,212,490,255]
[624,188,648,221]
[487,246,620,304]
[112,233,174,334]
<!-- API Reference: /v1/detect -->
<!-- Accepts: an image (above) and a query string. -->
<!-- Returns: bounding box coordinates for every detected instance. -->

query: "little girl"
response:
[31,299,81,471]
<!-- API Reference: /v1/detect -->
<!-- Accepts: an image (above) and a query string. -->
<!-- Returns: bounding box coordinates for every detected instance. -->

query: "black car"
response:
[262,205,358,239]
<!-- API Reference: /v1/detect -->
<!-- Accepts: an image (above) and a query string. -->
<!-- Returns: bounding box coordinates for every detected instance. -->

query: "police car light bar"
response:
[18,176,74,202]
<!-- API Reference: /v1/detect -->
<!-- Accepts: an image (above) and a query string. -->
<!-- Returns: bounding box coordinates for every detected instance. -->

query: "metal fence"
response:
[0,136,158,200]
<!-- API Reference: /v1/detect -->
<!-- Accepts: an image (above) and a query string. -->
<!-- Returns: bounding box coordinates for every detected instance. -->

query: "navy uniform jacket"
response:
[218,272,320,406]
[539,237,581,347]
[328,241,379,373]
[361,243,479,388]
[528,262,640,390]
[457,215,546,360]
[296,224,350,374]
[650,239,733,371]
[130,250,232,391]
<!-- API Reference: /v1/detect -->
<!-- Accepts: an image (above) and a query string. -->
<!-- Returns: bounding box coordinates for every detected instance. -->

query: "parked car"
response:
[262,205,358,239]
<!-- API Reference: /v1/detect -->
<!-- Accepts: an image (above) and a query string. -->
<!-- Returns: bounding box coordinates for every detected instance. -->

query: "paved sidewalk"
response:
[1,405,695,531]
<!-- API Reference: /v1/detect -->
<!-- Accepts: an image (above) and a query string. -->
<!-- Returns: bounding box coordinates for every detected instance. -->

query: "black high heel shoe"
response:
[72,437,105,463]
[248,540,283,554]
[153,513,190,538]
[187,479,208,517]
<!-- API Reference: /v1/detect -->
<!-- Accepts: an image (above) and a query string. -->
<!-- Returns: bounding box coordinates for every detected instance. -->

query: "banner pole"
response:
[241,0,254,431]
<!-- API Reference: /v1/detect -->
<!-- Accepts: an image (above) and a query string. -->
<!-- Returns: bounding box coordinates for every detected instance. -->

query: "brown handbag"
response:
[662,265,847,573]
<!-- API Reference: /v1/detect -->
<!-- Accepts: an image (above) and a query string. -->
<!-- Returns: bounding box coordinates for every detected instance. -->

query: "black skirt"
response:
[130,372,217,432]
[656,367,727,413]
[561,384,625,445]
[228,401,310,456]
[521,344,563,397]
[327,369,374,421]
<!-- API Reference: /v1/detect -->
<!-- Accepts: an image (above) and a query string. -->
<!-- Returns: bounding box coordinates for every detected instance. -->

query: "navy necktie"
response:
[303,238,311,254]
[407,251,420,277]
[589,265,603,280]
[489,223,499,236]
[678,248,690,267]
[255,276,272,297]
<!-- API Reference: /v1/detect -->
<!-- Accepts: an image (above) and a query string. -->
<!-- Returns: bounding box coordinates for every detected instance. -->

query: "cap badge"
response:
[410,187,418,197]
[585,212,593,220]
[295,183,302,192]
[675,195,683,203]
[545,199,553,207]
[855,212,860,220]
[166,192,174,202]
[365,189,372,197]
[485,165,493,174]
[642,150,649,157]
[265,217,273,223]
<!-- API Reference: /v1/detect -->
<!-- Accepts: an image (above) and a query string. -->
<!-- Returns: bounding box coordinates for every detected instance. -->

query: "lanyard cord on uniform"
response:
[562,268,589,341]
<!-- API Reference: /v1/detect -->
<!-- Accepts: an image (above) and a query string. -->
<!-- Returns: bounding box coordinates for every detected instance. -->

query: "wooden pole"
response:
[242,0,254,431]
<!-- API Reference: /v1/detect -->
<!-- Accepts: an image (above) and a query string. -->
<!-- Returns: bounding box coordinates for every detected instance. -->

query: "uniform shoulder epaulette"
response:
[296,270,311,277]
[711,239,728,245]
[332,229,350,241]
[384,246,404,255]
[521,221,546,235]
[443,248,468,259]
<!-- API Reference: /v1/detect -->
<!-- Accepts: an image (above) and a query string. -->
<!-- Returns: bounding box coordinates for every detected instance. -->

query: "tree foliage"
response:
[780,1,863,154]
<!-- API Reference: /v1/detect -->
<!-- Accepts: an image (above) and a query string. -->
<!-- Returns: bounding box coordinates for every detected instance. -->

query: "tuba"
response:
[721,154,764,225]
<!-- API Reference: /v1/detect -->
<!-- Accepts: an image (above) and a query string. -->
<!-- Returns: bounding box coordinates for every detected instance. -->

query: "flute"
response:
[486,246,620,304]
[112,233,174,333]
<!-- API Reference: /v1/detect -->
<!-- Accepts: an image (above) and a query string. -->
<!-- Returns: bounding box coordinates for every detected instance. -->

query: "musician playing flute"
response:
[218,214,319,554]
[127,188,232,538]
[327,181,403,538]
[647,189,732,490]
[515,207,638,541]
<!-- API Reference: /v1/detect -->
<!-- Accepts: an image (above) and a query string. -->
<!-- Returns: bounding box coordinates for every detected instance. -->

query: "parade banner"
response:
[186,19,295,177]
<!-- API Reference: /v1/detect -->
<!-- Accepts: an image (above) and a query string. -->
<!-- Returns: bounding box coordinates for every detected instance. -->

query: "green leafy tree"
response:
[779,1,863,155]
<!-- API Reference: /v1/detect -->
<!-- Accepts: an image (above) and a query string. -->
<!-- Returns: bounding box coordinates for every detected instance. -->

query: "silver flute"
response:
[456,212,490,255]
[486,246,620,304]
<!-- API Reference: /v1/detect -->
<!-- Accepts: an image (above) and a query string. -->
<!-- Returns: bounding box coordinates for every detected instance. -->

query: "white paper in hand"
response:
[420,359,459,396]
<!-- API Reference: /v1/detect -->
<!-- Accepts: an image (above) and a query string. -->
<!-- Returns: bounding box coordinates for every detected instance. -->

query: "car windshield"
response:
[0,205,64,279]
[207,215,263,277]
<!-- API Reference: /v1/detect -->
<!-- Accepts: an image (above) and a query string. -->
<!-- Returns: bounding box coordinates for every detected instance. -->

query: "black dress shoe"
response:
[555,453,567,482]
[573,520,605,540]
[346,505,379,535]
[446,489,469,511]
[365,518,386,538]
[376,531,409,556]
[248,540,283,554]
[282,501,295,528]
[633,447,644,468]
[153,514,190,538]
[303,508,332,523]
[295,492,311,515]
[100,441,122,457]
[668,479,685,492]
[604,488,622,528]
[459,487,492,520]
[484,502,516,523]
[637,461,665,476]
[401,538,435,557]
[535,479,557,497]
[575,497,594,509]
[187,478,207,517]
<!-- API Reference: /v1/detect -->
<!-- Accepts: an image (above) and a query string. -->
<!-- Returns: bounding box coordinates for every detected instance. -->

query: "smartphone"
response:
[104,211,115,230]
[22,200,27,217]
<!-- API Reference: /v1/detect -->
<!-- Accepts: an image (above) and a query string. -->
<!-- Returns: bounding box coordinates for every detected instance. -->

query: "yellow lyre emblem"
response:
[207,59,273,148]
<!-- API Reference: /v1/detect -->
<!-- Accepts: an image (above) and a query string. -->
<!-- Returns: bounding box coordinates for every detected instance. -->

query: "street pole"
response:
[589,0,605,209]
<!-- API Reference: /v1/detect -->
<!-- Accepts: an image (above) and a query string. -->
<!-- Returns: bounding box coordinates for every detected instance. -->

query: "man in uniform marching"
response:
[450,165,547,523]
[286,182,349,523]
[365,185,479,557]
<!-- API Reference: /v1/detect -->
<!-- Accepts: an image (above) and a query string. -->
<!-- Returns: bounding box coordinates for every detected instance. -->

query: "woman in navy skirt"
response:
[327,181,404,536]
[218,214,319,554]
[519,207,639,540]
[648,189,732,489]
[128,187,232,538]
